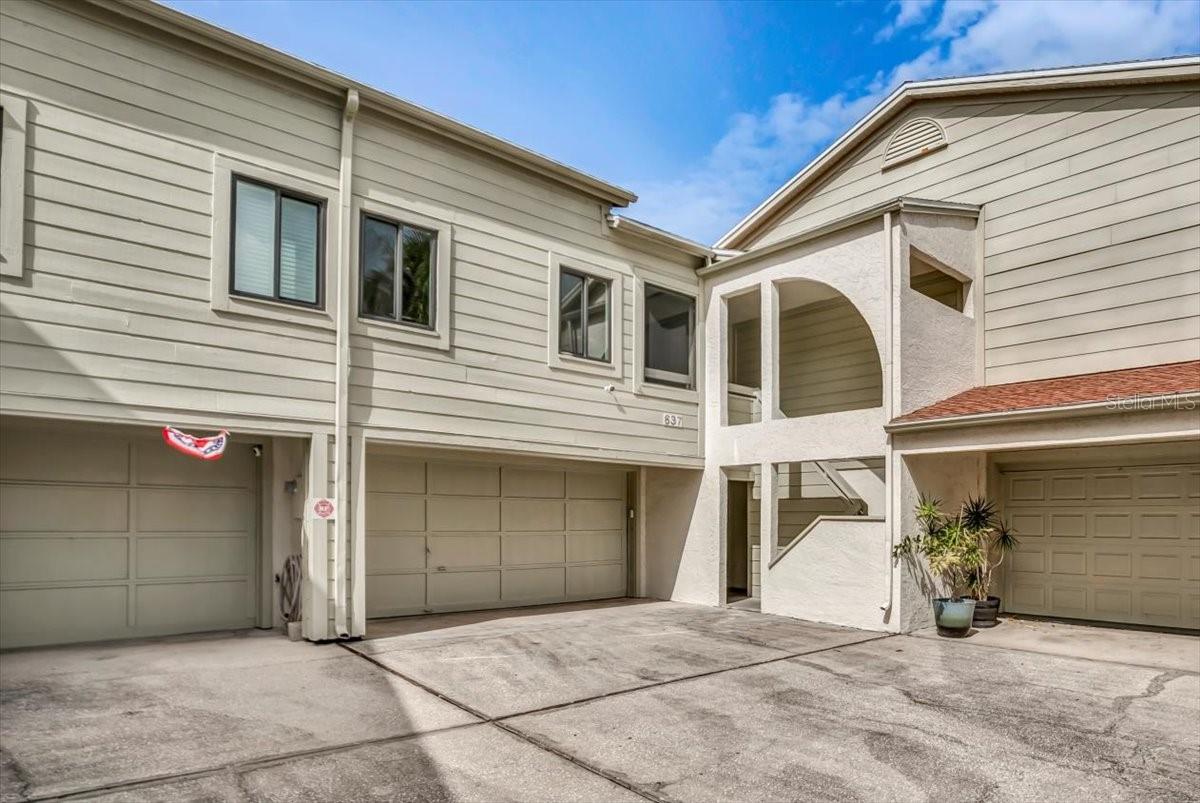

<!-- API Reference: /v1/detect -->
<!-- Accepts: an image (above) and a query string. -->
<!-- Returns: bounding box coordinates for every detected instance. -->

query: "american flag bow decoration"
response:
[162,426,231,461]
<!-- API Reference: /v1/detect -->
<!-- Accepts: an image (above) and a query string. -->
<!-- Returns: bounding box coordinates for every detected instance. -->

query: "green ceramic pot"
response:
[932,597,976,637]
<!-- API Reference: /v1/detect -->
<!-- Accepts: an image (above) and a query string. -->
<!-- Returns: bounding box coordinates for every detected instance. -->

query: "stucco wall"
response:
[641,466,711,603]
[762,517,890,630]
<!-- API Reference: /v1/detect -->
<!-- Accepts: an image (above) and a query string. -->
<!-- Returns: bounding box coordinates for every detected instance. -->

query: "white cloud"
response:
[631,0,1200,244]
[875,0,937,42]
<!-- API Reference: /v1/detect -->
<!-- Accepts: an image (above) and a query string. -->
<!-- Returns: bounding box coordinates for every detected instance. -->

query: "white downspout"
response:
[333,88,359,638]
[882,210,896,614]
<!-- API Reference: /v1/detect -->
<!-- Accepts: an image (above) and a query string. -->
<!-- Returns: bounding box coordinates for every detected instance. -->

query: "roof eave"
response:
[699,196,978,278]
[91,0,638,206]
[717,56,1200,250]
[885,390,1200,434]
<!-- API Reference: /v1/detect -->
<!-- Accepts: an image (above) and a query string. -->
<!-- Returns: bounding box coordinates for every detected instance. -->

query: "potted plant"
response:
[893,496,1018,636]
[960,497,1018,628]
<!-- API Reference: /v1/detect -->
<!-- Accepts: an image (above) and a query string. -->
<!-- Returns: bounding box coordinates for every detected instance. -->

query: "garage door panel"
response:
[1095,589,1133,618]
[135,441,252,488]
[502,467,564,498]
[1138,513,1181,540]
[368,573,425,615]
[368,457,426,494]
[0,536,128,583]
[1004,461,1200,629]
[136,535,250,579]
[1140,592,1182,621]
[1048,513,1086,538]
[1,423,259,649]
[428,571,500,607]
[428,497,499,531]
[1093,552,1132,578]
[428,463,500,497]
[1138,471,1187,498]
[567,471,625,500]
[503,533,565,565]
[502,499,564,532]
[137,489,251,532]
[567,499,624,531]
[367,535,426,572]
[1093,473,1134,499]
[366,494,425,532]
[367,454,625,618]
[0,585,129,647]
[429,534,500,568]
[1140,553,1184,580]
[568,563,624,598]
[1050,551,1086,575]
[1049,475,1086,500]
[0,485,129,532]
[0,428,129,485]
[503,567,565,601]
[1095,513,1132,538]
[566,531,624,563]
[135,580,252,632]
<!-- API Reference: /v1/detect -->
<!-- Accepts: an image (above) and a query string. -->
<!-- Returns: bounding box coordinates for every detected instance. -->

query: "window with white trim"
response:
[643,283,695,388]
[230,176,323,308]
[558,267,610,362]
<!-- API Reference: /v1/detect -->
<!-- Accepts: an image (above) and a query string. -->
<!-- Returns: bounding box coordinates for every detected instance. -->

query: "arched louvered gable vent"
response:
[881,117,947,170]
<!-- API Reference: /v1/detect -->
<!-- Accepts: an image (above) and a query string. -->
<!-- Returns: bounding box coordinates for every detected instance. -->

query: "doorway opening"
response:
[725,470,753,605]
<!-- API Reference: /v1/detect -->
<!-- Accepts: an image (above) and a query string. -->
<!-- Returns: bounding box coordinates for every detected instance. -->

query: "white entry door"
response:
[366,455,627,617]
[1002,462,1200,629]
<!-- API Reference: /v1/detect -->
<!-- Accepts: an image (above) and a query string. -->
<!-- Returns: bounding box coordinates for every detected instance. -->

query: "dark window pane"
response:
[232,179,276,298]
[645,285,692,381]
[585,277,609,361]
[400,225,434,326]
[361,216,397,318]
[279,197,319,304]
[558,271,584,356]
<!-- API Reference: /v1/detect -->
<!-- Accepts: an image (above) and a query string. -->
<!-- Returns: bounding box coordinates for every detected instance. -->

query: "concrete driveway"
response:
[1,600,1197,802]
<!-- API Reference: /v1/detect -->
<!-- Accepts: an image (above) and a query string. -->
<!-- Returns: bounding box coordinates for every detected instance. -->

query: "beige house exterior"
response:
[0,0,1196,649]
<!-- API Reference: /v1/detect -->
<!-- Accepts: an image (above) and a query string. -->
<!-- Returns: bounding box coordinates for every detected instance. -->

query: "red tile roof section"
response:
[891,360,1200,424]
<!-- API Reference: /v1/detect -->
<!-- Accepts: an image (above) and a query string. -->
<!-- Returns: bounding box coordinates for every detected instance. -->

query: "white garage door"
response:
[366,455,627,617]
[0,421,259,648]
[1003,462,1200,629]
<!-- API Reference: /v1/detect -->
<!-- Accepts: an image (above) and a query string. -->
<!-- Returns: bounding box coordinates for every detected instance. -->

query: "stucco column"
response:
[759,279,779,421]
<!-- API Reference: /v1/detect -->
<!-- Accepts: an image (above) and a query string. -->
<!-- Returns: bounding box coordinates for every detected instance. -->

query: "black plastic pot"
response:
[972,596,1001,628]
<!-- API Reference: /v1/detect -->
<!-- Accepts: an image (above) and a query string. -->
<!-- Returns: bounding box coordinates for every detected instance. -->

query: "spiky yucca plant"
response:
[894,495,1018,600]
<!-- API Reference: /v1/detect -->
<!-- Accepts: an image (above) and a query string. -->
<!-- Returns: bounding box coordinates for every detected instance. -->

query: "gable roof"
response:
[87,0,637,207]
[717,56,1200,249]
[887,361,1200,432]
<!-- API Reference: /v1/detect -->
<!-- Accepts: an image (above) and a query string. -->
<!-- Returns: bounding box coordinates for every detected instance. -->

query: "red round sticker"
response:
[313,499,334,519]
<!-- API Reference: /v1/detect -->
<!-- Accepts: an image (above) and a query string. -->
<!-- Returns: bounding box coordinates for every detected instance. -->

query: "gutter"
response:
[89,0,637,206]
[332,88,359,639]
[698,197,979,278]
[885,391,1200,434]
[605,214,714,259]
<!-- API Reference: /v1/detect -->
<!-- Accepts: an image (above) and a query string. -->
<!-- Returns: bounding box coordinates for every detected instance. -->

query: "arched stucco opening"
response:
[773,279,882,418]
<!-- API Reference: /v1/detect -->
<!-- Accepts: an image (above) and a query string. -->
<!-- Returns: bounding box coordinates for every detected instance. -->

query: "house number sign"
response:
[662,413,684,428]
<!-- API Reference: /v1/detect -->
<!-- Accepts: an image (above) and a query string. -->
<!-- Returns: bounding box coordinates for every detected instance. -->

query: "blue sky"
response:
[164,0,1200,243]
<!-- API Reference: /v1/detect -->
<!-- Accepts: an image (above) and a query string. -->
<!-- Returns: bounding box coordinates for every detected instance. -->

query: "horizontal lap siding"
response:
[751,84,1200,383]
[2,2,700,464]
[0,1,339,428]
[350,114,700,463]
